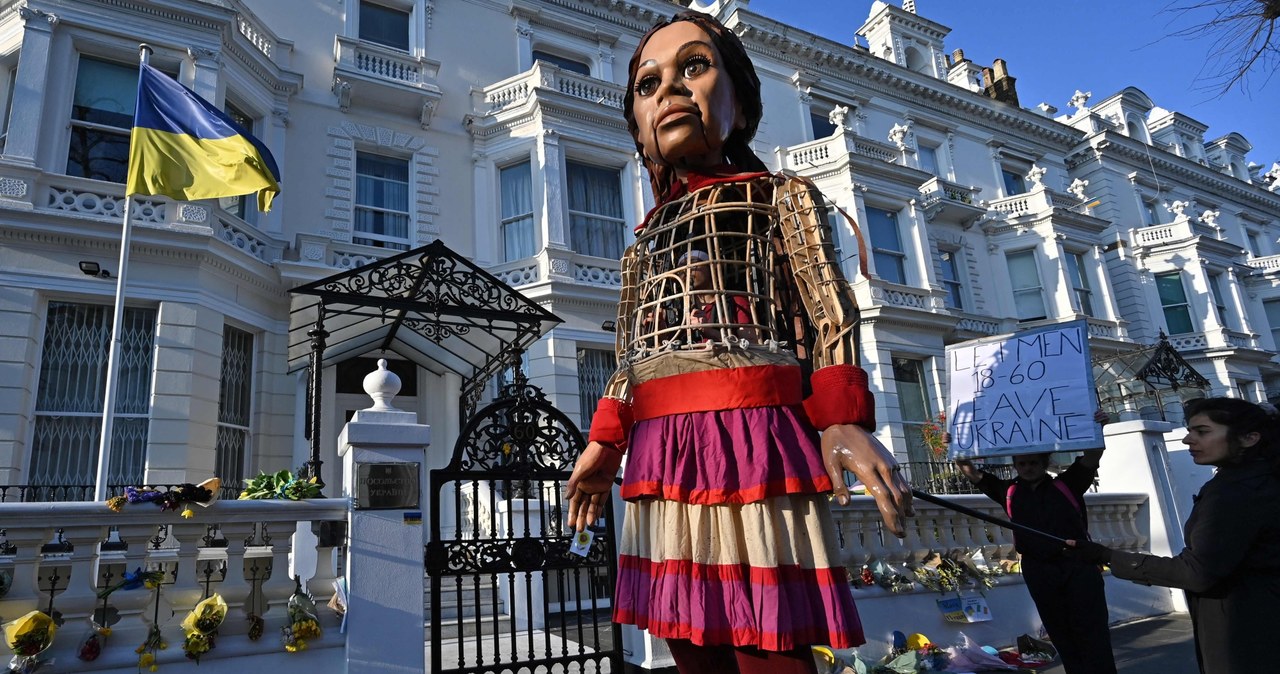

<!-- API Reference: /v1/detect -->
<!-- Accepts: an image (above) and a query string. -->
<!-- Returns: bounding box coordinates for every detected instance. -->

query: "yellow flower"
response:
[180,508,195,519]
[145,580,159,590]
[98,627,113,636]
[150,666,158,672]
[139,653,155,666]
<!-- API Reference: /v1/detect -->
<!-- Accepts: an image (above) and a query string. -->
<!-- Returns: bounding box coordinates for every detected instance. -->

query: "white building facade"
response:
[0,0,1276,503]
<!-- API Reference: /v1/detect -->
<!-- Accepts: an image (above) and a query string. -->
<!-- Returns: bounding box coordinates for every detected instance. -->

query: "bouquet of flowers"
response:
[75,617,113,662]
[3,611,55,673]
[134,623,166,672]
[97,567,166,600]
[281,589,321,653]
[180,595,227,662]
[919,412,948,458]
[106,478,221,519]
[239,470,321,501]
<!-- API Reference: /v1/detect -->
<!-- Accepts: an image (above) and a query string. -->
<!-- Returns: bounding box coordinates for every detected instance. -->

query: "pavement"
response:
[1041,613,1197,674]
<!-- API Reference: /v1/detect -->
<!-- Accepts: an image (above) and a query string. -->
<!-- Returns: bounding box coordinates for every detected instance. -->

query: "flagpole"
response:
[94,43,152,502]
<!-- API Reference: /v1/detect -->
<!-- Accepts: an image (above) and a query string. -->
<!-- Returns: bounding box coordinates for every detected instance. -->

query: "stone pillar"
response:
[146,301,222,484]
[0,286,39,484]
[471,151,496,267]
[339,359,430,674]
[537,128,567,248]
[4,6,58,163]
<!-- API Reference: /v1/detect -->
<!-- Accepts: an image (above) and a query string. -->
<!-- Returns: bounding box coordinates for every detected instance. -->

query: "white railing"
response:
[1168,331,1209,351]
[830,492,1147,572]
[986,193,1034,217]
[334,36,440,88]
[918,176,980,208]
[852,137,899,163]
[1086,317,1125,339]
[478,62,624,113]
[955,315,1003,335]
[782,135,840,171]
[1134,220,1196,248]
[870,280,935,310]
[236,14,277,59]
[1249,253,1280,272]
[490,259,540,287]
[0,499,346,671]
[572,254,622,288]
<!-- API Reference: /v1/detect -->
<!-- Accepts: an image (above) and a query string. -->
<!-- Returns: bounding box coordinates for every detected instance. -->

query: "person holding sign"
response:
[954,407,1115,674]
[1066,398,1280,674]
[564,11,912,673]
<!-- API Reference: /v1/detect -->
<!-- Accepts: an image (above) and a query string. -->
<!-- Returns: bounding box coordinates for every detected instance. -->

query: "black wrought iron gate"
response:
[426,374,622,673]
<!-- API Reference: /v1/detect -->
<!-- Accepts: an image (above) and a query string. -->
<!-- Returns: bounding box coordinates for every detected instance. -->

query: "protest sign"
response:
[946,319,1100,459]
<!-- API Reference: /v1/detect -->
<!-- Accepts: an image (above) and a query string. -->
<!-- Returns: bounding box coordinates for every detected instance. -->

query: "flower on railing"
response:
[76,621,112,662]
[106,479,221,519]
[3,610,55,673]
[180,595,227,662]
[281,589,321,653]
[239,470,320,501]
[135,623,166,672]
[920,412,948,458]
[97,568,166,600]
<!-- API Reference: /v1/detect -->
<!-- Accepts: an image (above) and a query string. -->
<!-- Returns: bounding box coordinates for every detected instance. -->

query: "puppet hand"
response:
[822,424,913,537]
[1063,539,1113,565]
[565,441,624,532]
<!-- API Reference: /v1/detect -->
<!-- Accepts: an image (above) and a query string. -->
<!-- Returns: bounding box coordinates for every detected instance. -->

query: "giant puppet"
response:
[565,11,913,673]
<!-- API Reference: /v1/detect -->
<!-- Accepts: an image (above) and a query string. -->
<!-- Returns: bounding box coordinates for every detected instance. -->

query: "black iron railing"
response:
[0,483,243,503]
[901,461,1016,495]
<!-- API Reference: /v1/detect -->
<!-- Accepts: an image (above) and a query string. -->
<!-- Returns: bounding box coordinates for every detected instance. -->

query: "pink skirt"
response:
[613,406,864,650]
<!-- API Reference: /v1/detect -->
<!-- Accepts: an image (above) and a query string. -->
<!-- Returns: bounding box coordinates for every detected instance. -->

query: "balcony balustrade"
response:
[476,61,624,115]
[918,176,984,226]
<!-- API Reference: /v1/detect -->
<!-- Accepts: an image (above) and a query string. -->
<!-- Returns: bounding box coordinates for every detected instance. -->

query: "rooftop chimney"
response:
[903,0,917,13]
[981,58,1019,106]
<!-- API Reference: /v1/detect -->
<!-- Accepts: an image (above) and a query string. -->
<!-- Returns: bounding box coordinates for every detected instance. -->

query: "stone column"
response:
[146,301,222,485]
[3,6,58,163]
[339,359,430,674]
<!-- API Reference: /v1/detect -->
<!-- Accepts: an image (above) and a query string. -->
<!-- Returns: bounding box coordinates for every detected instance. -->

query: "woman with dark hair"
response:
[565,10,913,674]
[1068,397,1280,674]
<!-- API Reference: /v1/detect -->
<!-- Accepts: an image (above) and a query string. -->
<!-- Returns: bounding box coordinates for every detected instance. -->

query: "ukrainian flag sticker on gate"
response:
[404,511,422,525]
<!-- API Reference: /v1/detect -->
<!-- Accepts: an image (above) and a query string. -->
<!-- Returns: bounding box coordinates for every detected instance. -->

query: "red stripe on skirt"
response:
[619,475,833,503]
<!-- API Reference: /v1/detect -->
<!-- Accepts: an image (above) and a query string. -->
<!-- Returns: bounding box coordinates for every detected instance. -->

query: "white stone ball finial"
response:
[363,358,402,411]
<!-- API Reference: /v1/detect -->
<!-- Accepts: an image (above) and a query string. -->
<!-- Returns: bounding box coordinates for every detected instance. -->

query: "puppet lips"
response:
[656,105,698,126]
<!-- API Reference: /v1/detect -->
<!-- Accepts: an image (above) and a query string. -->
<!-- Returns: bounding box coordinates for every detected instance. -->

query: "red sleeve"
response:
[731,296,752,325]
[587,397,632,454]
[802,364,876,431]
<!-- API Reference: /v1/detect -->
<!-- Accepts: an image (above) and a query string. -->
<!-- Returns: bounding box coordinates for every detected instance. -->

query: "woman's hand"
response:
[565,441,625,532]
[1063,539,1113,565]
[822,424,913,537]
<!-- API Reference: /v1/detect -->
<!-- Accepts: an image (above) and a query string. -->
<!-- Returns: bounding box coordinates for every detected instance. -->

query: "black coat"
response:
[1110,458,1280,674]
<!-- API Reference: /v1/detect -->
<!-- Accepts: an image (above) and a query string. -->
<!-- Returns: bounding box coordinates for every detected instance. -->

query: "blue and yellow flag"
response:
[126,64,281,211]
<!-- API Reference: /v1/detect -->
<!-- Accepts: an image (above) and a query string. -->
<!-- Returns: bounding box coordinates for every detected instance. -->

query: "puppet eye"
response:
[682,55,710,79]
[635,75,659,97]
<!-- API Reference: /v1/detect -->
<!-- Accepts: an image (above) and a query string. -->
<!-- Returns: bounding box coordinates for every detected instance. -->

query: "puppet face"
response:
[1182,412,1257,465]
[629,21,745,173]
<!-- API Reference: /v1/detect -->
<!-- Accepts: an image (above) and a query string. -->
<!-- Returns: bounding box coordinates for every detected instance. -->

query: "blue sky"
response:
[748,0,1279,169]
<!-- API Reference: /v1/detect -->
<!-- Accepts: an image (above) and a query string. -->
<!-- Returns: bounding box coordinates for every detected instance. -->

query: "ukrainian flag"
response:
[126,64,281,212]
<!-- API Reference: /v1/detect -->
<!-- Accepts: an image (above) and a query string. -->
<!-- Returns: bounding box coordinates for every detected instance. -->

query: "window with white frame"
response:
[359,0,410,51]
[1208,272,1230,327]
[1236,380,1256,401]
[567,161,625,259]
[1064,251,1095,317]
[68,56,146,184]
[918,144,940,176]
[867,207,906,284]
[216,326,253,498]
[892,357,935,464]
[1246,230,1263,257]
[29,302,155,493]
[1264,299,1280,349]
[577,348,617,432]
[1156,272,1194,334]
[500,160,535,261]
[1142,199,1164,226]
[220,100,255,220]
[354,151,411,250]
[1006,249,1047,321]
[532,50,590,76]
[936,248,964,310]
[1001,168,1027,196]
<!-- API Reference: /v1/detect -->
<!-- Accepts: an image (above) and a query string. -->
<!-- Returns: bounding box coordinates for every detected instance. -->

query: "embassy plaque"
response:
[356,462,420,510]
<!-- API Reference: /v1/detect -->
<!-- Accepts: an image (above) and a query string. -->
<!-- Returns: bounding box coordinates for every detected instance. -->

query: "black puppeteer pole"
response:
[911,489,1068,546]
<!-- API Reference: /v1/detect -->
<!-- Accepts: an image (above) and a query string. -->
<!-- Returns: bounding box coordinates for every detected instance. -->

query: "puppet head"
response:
[624,11,767,198]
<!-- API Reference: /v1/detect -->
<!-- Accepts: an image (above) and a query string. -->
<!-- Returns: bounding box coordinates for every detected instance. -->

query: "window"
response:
[354,151,411,250]
[1006,250,1046,321]
[1208,273,1229,327]
[532,50,590,76]
[1142,200,1163,226]
[216,326,253,498]
[29,302,155,494]
[359,1,410,51]
[810,109,837,140]
[220,101,254,219]
[567,161,624,259]
[1064,251,1095,317]
[1246,231,1263,257]
[1156,272,1194,334]
[1264,299,1280,349]
[937,249,964,310]
[577,348,617,432]
[867,207,906,284]
[1001,168,1027,196]
[0,66,15,153]
[68,57,139,183]
[1236,380,1255,401]
[892,357,934,464]
[918,145,940,176]
[500,161,535,260]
